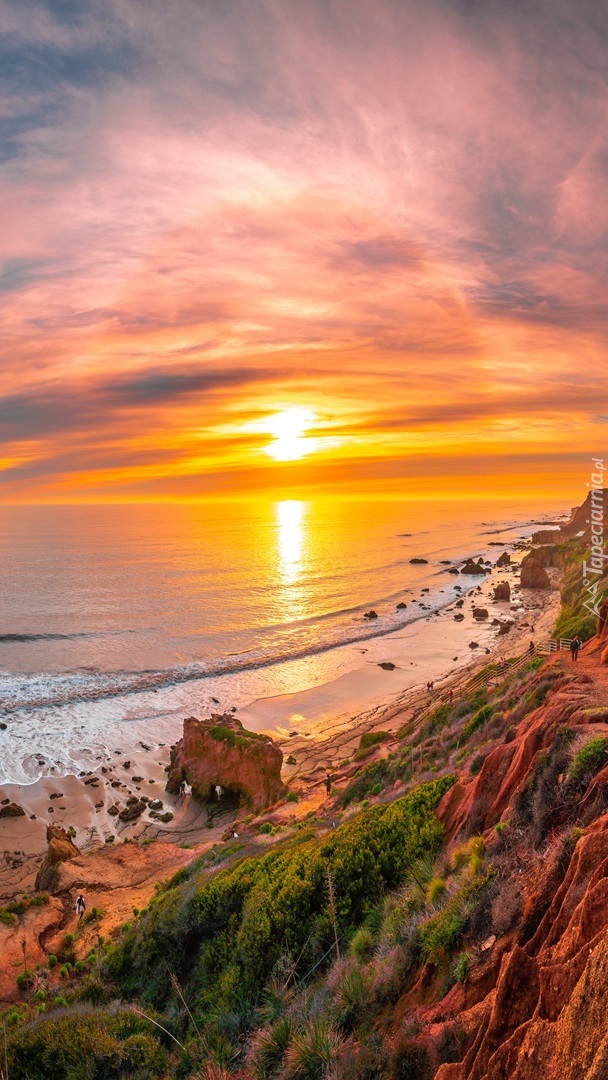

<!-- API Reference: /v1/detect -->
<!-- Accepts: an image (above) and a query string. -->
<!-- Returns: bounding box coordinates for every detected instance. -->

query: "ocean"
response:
[0,497,559,784]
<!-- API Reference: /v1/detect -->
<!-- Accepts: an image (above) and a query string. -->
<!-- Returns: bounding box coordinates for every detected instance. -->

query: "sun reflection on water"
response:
[276,500,305,583]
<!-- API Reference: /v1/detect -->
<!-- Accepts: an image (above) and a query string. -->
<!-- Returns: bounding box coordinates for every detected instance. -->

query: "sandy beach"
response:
[0,541,560,905]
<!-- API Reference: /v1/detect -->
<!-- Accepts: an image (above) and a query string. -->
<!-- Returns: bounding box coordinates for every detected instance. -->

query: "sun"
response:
[264,407,317,461]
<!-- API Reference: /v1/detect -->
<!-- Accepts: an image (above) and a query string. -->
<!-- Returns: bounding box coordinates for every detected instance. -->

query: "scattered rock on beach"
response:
[469,641,480,649]
[410,557,428,564]
[473,608,489,620]
[454,613,465,621]
[0,803,25,818]
[378,662,396,670]
[396,601,408,609]
[118,800,146,822]
[520,555,551,589]
[493,582,511,601]
[461,558,486,575]
[364,610,379,619]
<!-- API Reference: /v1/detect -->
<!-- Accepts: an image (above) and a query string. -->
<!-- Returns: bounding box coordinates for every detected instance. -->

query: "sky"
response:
[0,0,607,504]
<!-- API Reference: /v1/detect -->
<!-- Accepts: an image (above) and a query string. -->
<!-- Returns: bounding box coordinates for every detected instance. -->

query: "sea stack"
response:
[166,713,286,812]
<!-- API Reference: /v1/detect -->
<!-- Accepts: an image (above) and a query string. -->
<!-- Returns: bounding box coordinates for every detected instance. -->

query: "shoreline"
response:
[0,543,560,903]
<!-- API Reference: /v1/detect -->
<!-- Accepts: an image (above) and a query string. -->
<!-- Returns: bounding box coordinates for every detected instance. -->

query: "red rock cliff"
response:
[166,713,286,812]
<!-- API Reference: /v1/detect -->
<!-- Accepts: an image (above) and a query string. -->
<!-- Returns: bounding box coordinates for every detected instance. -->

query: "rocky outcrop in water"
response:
[166,714,285,812]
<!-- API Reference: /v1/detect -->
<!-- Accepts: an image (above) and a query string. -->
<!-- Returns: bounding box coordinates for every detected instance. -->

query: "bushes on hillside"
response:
[104,778,455,1027]
[5,1008,167,1079]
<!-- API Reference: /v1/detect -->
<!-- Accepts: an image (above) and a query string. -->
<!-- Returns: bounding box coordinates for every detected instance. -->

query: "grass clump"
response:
[359,731,389,751]
[462,705,493,741]
[567,736,608,791]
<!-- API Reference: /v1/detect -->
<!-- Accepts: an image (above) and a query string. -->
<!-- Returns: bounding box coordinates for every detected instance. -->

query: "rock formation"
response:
[520,551,551,589]
[35,825,80,892]
[166,713,285,812]
[495,552,511,566]
[493,581,511,601]
[461,558,488,575]
[0,802,25,818]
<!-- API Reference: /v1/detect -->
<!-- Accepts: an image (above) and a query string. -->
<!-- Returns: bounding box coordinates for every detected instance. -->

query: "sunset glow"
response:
[0,2,606,504]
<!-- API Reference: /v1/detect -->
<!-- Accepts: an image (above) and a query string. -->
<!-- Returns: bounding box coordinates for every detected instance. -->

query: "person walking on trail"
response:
[529,640,535,656]
[75,894,86,920]
[570,636,581,662]
[325,773,332,797]
[499,656,506,673]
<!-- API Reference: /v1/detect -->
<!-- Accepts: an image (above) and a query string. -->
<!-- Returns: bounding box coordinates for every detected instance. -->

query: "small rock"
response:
[0,803,25,818]
[378,661,396,670]
[364,610,379,619]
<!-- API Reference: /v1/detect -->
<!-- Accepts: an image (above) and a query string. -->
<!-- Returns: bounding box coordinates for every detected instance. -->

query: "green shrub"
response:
[419,904,465,965]
[16,970,33,991]
[286,792,299,803]
[359,731,389,751]
[452,951,471,983]
[370,783,382,796]
[349,925,374,961]
[462,705,493,741]
[6,1008,167,1079]
[523,656,545,672]
[259,822,273,834]
[74,960,85,973]
[426,877,447,904]
[0,910,17,926]
[568,737,608,791]
[63,933,74,947]
[47,955,57,969]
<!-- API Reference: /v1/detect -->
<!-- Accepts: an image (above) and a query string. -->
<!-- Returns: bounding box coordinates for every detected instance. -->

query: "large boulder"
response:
[495,552,511,567]
[35,825,80,892]
[166,714,285,812]
[0,802,25,818]
[493,581,511,601]
[520,555,551,590]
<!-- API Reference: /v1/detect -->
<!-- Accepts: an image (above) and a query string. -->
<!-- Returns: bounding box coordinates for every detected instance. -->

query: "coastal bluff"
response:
[166,713,285,812]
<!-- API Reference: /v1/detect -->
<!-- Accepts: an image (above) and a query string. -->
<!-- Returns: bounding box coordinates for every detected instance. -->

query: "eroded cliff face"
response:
[166,713,285,812]
[416,652,608,1080]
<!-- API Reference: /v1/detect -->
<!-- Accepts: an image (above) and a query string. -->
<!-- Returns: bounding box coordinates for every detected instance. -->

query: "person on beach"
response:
[75,894,86,920]
[325,773,332,796]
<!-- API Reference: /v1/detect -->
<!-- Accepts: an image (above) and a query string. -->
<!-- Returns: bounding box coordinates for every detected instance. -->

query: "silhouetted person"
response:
[75,894,86,920]
[570,636,581,662]
[325,773,332,796]
[529,640,535,656]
